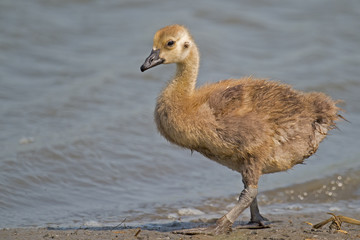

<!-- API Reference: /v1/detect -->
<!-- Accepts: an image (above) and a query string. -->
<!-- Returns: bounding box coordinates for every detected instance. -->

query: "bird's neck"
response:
[155,45,200,147]
[166,45,200,97]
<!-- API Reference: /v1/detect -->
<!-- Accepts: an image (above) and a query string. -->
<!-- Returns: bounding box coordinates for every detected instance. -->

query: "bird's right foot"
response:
[173,215,233,235]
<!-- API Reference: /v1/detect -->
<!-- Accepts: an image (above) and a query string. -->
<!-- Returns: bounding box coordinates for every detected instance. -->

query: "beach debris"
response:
[111,217,127,229]
[304,221,313,226]
[337,229,348,234]
[312,212,360,233]
[134,228,141,237]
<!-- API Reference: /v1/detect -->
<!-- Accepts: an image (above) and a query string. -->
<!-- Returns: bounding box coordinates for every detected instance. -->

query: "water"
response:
[1,0,360,228]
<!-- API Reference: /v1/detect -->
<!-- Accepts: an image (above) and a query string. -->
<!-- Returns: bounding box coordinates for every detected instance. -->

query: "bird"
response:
[140,24,342,235]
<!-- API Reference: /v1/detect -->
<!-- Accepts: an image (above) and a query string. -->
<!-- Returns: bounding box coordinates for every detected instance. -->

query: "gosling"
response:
[140,24,342,235]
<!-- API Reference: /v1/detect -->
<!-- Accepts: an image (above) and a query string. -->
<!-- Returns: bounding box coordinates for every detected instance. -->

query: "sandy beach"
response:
[2,211,360,240]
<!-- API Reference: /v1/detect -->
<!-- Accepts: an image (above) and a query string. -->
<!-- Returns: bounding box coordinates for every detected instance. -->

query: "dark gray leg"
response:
[249,197,269,226]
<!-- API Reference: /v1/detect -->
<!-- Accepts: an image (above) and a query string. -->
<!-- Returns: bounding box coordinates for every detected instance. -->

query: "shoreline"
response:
[2,211,360,240]
[2,169,359,239]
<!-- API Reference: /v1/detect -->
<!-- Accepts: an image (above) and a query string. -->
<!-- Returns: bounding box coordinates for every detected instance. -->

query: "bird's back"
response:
[189,77,341,173]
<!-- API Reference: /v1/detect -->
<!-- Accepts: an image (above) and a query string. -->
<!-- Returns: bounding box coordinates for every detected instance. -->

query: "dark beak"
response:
[140,49,165,72]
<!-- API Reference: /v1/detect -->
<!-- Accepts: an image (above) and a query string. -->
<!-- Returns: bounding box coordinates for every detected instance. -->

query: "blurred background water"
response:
[1,0,359,228]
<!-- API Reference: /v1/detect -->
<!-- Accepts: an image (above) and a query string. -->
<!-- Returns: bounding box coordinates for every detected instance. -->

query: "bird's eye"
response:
[167,40,175,47]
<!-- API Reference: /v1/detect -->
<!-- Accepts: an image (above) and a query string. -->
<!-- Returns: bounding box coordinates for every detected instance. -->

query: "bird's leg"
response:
[173,164,261,235]
[248,197,269,226]
[225,185,258,224]
[173,186,258,235]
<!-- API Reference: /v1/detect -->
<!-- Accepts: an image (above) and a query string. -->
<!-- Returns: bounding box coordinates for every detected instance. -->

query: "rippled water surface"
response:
[1,0,360,228]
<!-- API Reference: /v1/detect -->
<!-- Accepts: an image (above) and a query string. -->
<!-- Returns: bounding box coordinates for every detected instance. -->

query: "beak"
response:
[140,49,165,72]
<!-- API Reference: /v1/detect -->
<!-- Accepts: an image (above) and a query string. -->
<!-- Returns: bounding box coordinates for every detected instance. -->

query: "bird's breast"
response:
[154,102,196,148]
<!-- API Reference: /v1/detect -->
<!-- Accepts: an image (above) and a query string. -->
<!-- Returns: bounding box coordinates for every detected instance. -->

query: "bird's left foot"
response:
[235,220,271,229]
[173,216,233,235]
[236,213,270,229]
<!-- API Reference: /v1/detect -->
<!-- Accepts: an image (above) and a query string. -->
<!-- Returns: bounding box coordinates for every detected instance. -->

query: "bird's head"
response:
[140,24,194,72]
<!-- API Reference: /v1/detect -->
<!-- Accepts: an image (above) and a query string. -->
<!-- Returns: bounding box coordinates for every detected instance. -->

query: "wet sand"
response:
[2,211,360,240]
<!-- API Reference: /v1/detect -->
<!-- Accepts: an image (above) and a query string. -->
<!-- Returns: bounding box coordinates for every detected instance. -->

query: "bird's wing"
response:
[205,81,268,149]
[204,79,303,149]
[207,82,245,118]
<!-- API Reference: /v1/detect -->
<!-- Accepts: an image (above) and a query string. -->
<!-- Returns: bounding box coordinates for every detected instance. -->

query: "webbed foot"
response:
[235,220,271,229]
[246,213,270,228]
[173,216,232,235]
